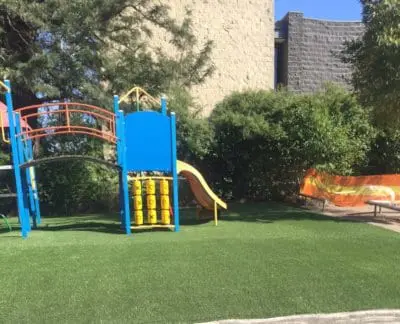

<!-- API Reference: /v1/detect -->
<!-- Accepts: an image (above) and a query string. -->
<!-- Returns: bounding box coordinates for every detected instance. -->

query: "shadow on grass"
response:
[217,201,395,226]
[38,222,124,234]
[1,221,124,235]
[2,202,387,236]
[0,223,22,239]
[3,210,209,235]
[0,229,17,237]
[0,208,211,235]
[37,221,207,235]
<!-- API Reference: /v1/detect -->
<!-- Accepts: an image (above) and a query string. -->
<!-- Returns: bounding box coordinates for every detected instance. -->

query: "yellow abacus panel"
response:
[161,209,170,225]
[134,195,143,210]
[147,195,156,210]
[146,179,156,195]
[148,209,157,224]
[160,179,169,195]
[135,210,144,225]
[133,180,142,196]
[160,195,170,210]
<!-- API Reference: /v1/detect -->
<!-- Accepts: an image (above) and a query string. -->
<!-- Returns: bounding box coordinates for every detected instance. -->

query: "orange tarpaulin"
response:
[300,168,400,207]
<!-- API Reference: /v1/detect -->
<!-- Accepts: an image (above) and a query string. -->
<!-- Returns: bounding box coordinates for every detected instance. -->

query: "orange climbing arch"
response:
[15,102,116,143]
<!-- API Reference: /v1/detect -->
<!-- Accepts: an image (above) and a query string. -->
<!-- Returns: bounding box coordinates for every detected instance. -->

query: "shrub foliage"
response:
[207,85,375,201]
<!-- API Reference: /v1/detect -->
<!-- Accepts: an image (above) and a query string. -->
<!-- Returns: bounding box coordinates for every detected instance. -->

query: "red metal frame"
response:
[15,102,117,143]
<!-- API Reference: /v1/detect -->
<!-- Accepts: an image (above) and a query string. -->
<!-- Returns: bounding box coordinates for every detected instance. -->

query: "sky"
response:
[275,0,362,21]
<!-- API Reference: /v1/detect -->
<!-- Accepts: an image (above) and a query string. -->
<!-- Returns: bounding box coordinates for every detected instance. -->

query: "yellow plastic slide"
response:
[177,160,227,211]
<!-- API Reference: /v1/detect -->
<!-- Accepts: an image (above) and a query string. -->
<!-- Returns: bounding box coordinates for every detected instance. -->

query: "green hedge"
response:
[206,85,375,201]
[362,128,400,175]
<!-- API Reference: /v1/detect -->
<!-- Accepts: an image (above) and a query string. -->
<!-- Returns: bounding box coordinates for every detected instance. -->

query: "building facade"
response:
[156,0,275,114]
[275,12,364,93]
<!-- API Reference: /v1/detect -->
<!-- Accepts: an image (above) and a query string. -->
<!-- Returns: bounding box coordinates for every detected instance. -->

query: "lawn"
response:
[0,203,399,323]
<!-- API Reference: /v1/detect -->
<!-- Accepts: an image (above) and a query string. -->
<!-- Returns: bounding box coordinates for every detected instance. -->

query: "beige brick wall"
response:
[154,0,275,115]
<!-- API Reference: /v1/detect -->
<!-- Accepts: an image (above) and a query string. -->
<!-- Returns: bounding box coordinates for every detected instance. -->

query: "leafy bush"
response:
[166,85,213,163]
[36,134,119,216]
[207,85,375,201]
[361,128,400,175]
[37,161,119,216]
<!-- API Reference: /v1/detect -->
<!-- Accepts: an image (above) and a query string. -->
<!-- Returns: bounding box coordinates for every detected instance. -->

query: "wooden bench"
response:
[299,193,327,211]
[365,200,400,217]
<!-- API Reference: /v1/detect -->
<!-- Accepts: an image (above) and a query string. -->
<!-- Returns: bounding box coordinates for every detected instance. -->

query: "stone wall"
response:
[155,0,275,115]
[276,12,364,93]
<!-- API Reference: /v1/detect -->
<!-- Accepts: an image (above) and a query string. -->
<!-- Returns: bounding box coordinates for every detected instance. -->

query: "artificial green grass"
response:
[0,203,400,323]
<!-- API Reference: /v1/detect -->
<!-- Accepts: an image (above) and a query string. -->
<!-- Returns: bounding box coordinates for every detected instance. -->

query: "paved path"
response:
[303,202,400,233]
[200,310,400,324]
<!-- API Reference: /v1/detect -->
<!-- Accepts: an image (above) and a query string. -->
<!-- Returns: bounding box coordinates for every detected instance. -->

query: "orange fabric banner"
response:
[300,169,400,207]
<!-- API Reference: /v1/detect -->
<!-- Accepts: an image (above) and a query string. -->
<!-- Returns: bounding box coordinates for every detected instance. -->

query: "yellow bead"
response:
[160,179,169,195]
[147,195,156,210]
[135,210,143,225]
[160,195,170,210]
[148,209,157,224]
[146,179,156,195]
[133,180,142,196]
[161,209,170,225]
[134,195,142,210]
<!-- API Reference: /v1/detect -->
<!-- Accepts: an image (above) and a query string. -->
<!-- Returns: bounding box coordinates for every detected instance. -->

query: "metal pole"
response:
[119,110,131,235]
[4,80,29,238]
[15,114,32,231]
[170,112,180,232]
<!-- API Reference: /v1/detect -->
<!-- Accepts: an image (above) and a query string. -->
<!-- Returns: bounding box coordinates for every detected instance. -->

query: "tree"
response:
[342,0,400,127]
[166,84,213,163]
[0,0,215,214]
[0,0,214,108]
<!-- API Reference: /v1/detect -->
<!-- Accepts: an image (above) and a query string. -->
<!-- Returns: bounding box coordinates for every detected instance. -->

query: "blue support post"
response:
[170,112,180,232]
[161,96,167,115]
[28,139,41,225]
[19,133,35,225]
[31,167,41,225]
[26,169,35,216]
[114,96,124,226]
[114,95,131,235]
[24,138,40,226]
[119,110,131,235]
[4,81,29,238]
[15,114,32,231]
[118,172,124,227]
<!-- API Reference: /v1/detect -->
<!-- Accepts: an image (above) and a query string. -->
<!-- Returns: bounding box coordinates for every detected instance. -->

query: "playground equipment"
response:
[130,176,174,229]
[300,168,400,207]
[0,81,227,238]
